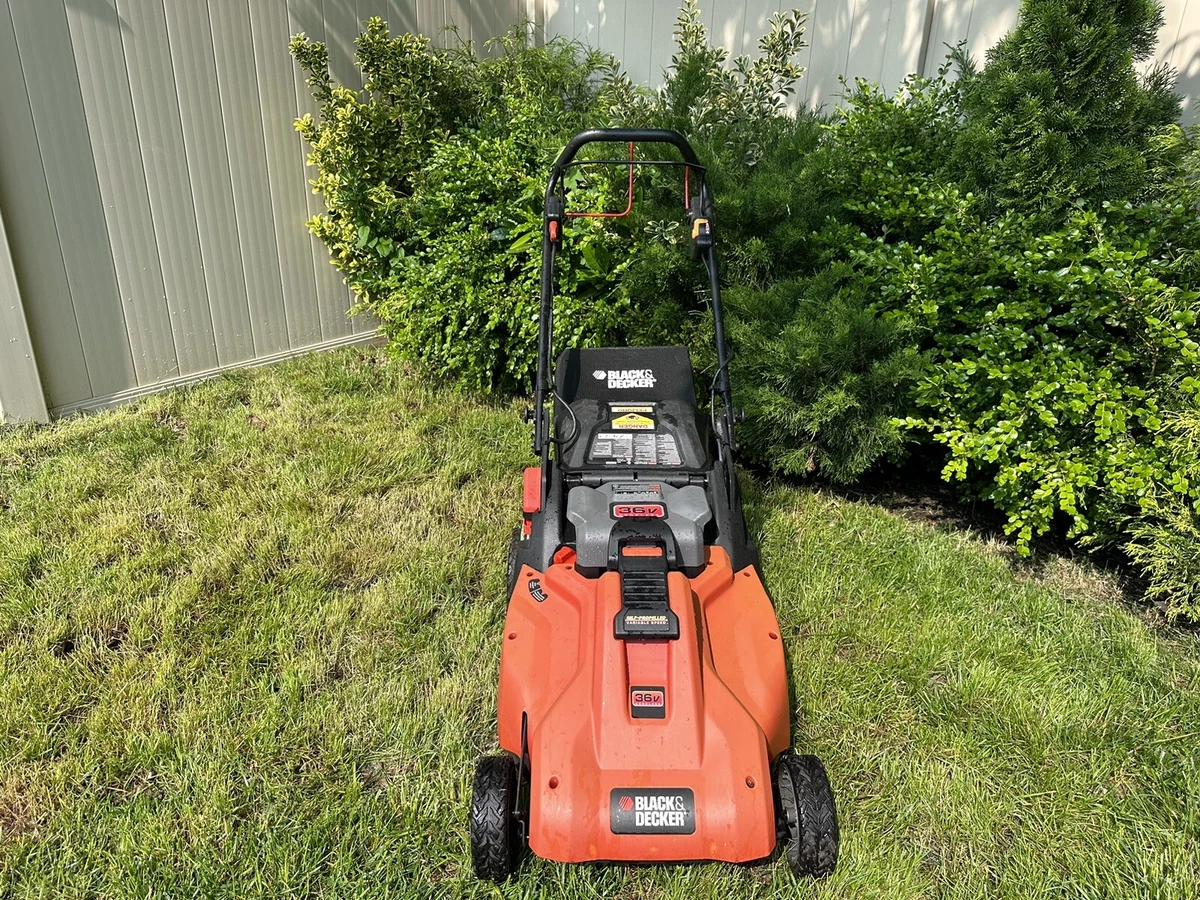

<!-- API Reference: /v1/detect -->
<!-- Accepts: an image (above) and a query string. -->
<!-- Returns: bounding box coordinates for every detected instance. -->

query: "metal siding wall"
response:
[0,0,520,417]
[0,199,48,423]
[250,0,324,348]
[209,0,291,358]
[557,0,1198,122]
[162,0,257,366]
[0,2,90,409]
[65,2,181,385]
[118,0,220,377]
[288,0,356,343]
[1163,0,1200,121]
[4,0,135,406]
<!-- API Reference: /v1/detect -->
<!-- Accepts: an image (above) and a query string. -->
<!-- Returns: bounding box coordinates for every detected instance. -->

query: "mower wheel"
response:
[470,754,519,882]
[775,752,839,878]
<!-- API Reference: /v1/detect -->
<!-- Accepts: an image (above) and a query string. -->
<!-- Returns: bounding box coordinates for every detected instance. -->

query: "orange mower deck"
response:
[499,546,789,863]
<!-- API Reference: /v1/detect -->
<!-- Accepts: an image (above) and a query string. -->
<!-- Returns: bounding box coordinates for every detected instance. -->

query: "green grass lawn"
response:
[1,347,1198,899]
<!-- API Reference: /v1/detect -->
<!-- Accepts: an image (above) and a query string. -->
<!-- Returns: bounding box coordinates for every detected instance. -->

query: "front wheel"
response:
[470,754,519,881]
[506,527,523,598]
[774,751,839,878]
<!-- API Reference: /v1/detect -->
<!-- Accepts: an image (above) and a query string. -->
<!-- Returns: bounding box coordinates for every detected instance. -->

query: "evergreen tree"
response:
[954,0,1179,217]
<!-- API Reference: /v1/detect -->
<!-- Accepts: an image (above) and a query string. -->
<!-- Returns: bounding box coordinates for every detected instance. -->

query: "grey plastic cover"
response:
[566,481,712,570]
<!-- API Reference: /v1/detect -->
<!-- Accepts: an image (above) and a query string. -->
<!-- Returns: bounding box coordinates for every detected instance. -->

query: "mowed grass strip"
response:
[0,348,1197,899]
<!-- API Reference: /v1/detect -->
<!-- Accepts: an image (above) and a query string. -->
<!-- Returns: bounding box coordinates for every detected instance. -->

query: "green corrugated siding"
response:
[0,0,522,416]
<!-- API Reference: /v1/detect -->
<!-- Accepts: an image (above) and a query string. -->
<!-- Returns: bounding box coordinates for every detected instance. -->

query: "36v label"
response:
[609,788,695,834]
[612,503,665,519]
[630,685,665,719]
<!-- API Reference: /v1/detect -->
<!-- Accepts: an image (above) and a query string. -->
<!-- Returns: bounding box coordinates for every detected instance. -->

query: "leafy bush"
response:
[954,0,1179,218]
[1126,409,1200,619]
[292,23,638,391]
[292,5,1200,617]
[861,188,1200,550]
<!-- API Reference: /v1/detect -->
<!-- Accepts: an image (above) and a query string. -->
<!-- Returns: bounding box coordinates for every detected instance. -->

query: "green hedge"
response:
[293,1,1200,619]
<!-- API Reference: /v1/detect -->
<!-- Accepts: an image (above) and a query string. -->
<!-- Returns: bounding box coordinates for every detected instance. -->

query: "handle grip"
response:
[547,129,702,191]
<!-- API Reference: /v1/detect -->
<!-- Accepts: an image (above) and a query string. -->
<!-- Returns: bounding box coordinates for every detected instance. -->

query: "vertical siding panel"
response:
[500,0,523,40]
[572,1,599,55]
[800,0,820,105]
[613,0,631,65]
[927,0,972,69]
[545,0,575,53]
[65,0,180,385]
[964,0,1018,69]
[6,0,134,400]
[1167,0,1200,123]
[387,0,418,33]
[162,0,255,365]
[840,0,888,89]
[249,0,323,348]
[710,1,740,62]
[323,0,363,87]
[805,0,856,110]
[358,0,391,27]
[603,0,629,65]
[445,0,474,48]
[619,1,652,84]
[417,0,447,42]
[648,2,679,85]
[209,0,291,356]
[879,0,928,90]
[0,196,49,422]
[118,0,219,376]
[289,0,355,342]
[740,1,782,59]
[0,0,91,407]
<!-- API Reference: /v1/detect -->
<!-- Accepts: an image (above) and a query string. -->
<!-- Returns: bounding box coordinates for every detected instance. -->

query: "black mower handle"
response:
[548,128,703,179]
[534,128,736,509]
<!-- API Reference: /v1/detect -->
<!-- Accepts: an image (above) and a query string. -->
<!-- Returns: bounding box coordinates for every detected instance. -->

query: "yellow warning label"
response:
[611,413,656,430]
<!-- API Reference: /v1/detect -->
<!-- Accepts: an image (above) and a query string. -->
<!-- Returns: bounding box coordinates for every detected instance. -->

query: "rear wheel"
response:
[774,752,839,878]
[506,527,522,597]
[470,754,519,881]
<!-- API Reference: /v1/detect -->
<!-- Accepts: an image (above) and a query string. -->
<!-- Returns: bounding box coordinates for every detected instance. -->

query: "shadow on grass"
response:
[739,454,1189,632]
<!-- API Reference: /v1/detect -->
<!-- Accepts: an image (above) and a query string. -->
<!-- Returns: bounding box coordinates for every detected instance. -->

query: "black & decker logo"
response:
[609,788,695,834]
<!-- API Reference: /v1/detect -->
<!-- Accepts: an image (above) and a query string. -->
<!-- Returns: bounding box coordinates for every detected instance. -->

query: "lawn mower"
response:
[469,129,839,881]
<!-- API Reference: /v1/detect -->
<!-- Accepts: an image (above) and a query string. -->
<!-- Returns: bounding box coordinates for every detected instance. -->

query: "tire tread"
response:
[776,751,839,878]
[470,755,516,881]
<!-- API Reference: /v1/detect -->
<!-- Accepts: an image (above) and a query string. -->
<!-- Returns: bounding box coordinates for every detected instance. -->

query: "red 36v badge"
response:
[630,685,666,719]
[612,504,666,519]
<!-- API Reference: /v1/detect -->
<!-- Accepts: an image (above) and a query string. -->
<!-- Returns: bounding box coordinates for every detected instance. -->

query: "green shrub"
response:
[728,266,922,482]
[292,23,638,391]
[954,0,1179,218]
[291,5,1200,615]
[1126,409,1200,619]
[291,5,816,393]
[869,195,1200,551]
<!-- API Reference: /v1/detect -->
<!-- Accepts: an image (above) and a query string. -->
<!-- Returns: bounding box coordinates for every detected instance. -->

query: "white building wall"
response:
[542,0,1199,122]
